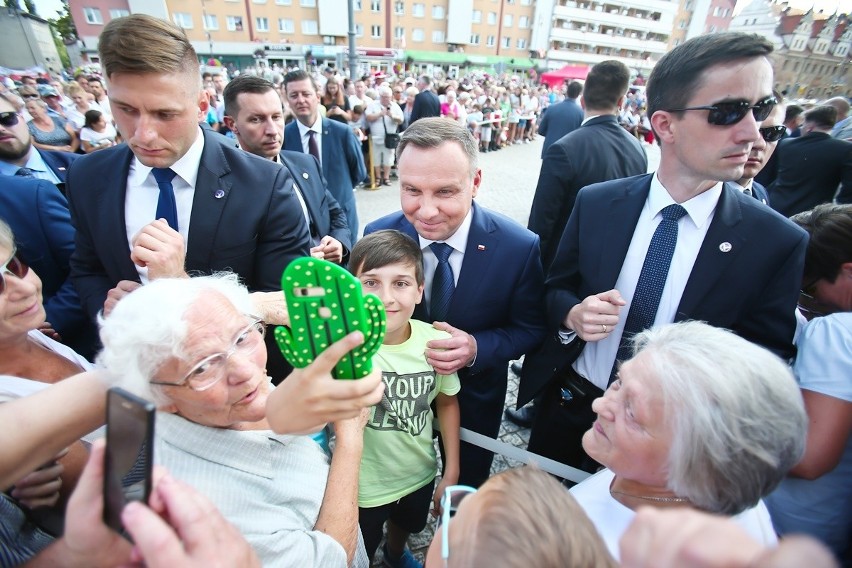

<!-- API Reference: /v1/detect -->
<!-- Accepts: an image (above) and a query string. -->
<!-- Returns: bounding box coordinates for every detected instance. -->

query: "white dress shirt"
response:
[125,127,203,283]
[574,174,722,389]
[417,209,473,307]
[295,118,323,166]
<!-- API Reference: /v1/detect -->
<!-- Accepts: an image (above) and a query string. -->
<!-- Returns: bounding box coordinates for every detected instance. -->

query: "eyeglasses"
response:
[21,94,40,99]
[0,249,30,295]
[0,112,20,128]
[759,125,785,142]
[666,96,777,126]
[150,316,266,392]
[436,485,477,566]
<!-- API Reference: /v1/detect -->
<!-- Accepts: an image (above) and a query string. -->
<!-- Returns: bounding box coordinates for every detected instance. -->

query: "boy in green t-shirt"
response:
[350,230,461,568]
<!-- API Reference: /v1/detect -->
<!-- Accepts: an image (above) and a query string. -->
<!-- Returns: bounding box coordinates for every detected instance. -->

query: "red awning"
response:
[540,65,590,87]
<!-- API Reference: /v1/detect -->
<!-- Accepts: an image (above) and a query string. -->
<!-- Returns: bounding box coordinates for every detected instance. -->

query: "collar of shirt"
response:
[128,126,204,188]
[731,180,752,192]
[0,149,61,184]
[581,114,602,126]
[417,207,474,254]
[296,117,322,140]
[650,172,721,231]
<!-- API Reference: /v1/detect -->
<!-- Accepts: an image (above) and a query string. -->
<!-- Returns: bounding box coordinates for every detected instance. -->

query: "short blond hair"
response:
[449,467,616,568]
[98,14,198,81]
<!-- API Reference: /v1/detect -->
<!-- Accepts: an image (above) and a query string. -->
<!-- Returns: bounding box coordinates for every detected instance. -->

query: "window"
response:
[173,13,193,29]
[355,23,364,36]
[109,9,129,19]
[279,18,294,33]
[226,16,243,31]
[470,33,480,44]
[432,29,445,42]
[413,3,425,16]
[433,5,445,18]
[472,9,481,22]
[487,12,497,24]
[412,28,424,41]
[395,26,405,39]
[302,20,319,34]
[300,0,317,6]
[354,0,362,9]
[255,17,269,32]
[276,0,292,4]
[371,24,382,37]
[203,14,219,30]
[713,6,721,16]
[83,7,103,24]
[395,1,404,14]
[253,0,267,3]
[503,14,512,27]
[486,35,495,47]
[517,38,526,49]
[371,0,381,11]
[520,0,531,5]
[519,15,529,28]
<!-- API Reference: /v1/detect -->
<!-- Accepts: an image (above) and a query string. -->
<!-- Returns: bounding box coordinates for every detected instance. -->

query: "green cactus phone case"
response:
[274,257,386,379]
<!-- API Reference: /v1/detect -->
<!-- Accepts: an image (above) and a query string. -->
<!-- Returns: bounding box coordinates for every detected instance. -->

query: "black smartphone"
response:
[103,387,155,535]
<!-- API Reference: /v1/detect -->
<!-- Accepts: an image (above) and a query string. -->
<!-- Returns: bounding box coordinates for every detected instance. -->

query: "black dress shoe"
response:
[505,404,536,428]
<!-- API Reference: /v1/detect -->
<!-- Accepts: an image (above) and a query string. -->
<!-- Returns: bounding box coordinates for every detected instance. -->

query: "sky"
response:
[29,0,852,25]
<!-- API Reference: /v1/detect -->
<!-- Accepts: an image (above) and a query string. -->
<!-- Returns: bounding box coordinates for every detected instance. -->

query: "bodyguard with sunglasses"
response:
[525,32,809,473]
[732,96,787,205]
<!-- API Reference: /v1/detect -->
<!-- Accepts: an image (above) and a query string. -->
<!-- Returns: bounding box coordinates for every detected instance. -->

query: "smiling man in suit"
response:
[365,118,547,487]
[283,70,366,244]
[66,14,311,322]
[223,74,351,264]
[523,32,808,474]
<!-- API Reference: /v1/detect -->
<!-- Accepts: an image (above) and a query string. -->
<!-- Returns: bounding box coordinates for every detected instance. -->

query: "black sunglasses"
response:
[0,111,20,128]
[0,251,29,295]
[759,125,785,142]
[21,94,40,99]
[666,96,777,126]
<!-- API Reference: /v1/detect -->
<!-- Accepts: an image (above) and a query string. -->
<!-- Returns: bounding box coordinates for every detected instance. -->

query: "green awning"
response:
[403,50,468,64]
[484,56,535,68]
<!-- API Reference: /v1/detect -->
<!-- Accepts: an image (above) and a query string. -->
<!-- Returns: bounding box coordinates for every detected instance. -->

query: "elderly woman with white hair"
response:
[98,273,384,568]
[569,321,807,561]
[364,85,403,186]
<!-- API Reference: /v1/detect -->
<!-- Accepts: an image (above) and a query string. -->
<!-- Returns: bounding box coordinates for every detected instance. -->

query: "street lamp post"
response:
[348,0,357,79]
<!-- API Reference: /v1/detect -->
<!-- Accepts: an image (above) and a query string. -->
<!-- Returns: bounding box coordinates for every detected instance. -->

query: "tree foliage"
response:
[49,0,78,42]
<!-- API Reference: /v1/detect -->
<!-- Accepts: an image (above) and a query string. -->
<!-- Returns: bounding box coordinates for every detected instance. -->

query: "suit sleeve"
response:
[544,190,586,331]
[537,110,549,136]
[324,190,351,253]
[251,167,313,292]
[836,144,852,204]
[67,163,118,321]
[469,236,548,374]
[528,141,576,266]
[344,128,367,185]
[34,182,89,335]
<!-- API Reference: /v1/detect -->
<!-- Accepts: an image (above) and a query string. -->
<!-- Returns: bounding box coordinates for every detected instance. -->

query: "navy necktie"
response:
[151,168,179,231]
[611,204,687,382]
[308,130,320,164]
[430,243,455,322]
[15,167,35,178]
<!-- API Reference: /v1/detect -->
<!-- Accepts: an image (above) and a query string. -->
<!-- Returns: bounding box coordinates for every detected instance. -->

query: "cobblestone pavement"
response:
[355,135,660,565]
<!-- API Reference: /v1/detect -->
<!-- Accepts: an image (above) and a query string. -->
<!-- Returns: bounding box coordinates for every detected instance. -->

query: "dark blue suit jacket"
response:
[751,180,770,205]
[0,177,96,357]
[283,118,366,243]
[365,203,547,434]
[537,98,584,157]
[278,150,352,258]
[66,128,312,321]
[39,149,78,183]
[410,90,441,124]
[521,175,808,404]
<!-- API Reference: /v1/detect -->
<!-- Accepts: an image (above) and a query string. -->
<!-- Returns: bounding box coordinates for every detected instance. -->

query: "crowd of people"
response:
[0,13,850,568]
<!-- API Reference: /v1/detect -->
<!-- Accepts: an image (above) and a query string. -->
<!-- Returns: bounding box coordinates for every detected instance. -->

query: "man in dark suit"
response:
[529,61,648,272]
[731,98,786,206]
[769,105,852,217]
[282,70,366,244]
[223,75,351,264]
[365,118,547,488]
[0,93,77,185]
[409,75,441,125]
[0,177,97,359]
[66,14,311,324]
[753,102,802,188]
[537,80,584,157]
[523,32,808,474]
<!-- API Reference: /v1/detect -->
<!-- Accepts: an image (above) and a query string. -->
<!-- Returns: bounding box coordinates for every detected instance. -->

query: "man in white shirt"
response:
[523,32,809,473]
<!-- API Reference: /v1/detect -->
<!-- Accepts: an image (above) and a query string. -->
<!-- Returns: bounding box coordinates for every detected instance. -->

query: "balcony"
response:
[553,4,674,34]
[550,27,668,53]
[547,48,655,71]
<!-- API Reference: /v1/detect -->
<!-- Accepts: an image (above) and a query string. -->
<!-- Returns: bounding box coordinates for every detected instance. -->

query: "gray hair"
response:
[97,274,253,404]
[377,85,392,97]
[405,86,419,97]
[630,321,806,515]
[0,219,12,251]
[397,117,478,177]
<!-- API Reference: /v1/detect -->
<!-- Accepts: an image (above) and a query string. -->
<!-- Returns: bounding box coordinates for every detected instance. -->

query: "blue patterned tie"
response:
[430,243,455,322]
[611,204,687,383]
[151,168,179,231]
[15,167,35,178]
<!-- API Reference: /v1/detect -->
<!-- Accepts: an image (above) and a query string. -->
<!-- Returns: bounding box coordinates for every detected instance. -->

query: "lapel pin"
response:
[302,172,309,179]
[214,189,225,199]
[719,242,732,253]
[58,167,66,171]
[477,244,486,250]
